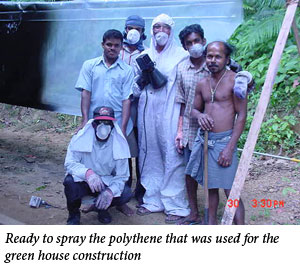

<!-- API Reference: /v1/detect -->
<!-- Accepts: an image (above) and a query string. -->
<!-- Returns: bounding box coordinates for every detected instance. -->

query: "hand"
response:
[74,119,88,134]
[135,71,150,90]
[217,147,233,167]
[175,132,183,154]
[197,113,214,131]
[95,188,113,210]
[85,170,105,193]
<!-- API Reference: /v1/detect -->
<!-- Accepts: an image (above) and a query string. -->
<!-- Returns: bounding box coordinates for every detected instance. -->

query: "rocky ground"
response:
[0,104,299,225]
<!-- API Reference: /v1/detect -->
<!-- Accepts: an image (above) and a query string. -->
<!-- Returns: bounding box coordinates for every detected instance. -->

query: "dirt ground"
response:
[0,105,299,225]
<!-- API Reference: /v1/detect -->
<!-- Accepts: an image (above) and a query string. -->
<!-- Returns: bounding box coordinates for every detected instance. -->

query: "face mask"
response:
[155,31,169,46]
[188,43,204,58]
[126,29,141,45]
[96,123,112,140]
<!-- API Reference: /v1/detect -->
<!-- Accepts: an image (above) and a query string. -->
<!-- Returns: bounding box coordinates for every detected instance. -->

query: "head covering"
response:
[124,15,146,51]
[70,119,130,160]
[125,15,145,28]
[93,106,116,121]
[151,13,175,29]
[150,13,175,54]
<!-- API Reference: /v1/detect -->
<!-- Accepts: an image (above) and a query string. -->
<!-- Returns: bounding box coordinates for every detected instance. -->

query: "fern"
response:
[245,11,285,49]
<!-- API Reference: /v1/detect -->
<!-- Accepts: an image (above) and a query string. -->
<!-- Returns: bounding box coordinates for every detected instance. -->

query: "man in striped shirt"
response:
[175,24,209,225]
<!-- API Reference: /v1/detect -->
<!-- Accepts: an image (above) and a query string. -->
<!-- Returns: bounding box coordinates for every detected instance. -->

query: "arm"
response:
[191,81,214,130]
[121,67,134,136]
[175,104,185,154]
[121,99,131,136]
[64,143,105,192]
[75,60,92,132]
[79,89,91,127]
[175,68,185,153]
[102,158,129,197]
[64,143,88,181]
[218,95,247,167]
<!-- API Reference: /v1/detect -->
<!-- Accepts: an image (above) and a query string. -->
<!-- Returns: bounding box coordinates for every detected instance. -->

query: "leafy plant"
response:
[282,187,297,196]
[35,185,47,191]
[232,2,300,154]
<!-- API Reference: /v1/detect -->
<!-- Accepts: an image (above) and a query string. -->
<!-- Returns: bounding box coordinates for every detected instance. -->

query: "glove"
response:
[229,59,242,73]
[135,71,150,90]
[95,188,113,210]
[85,170,105,193]
[233,71,253,99]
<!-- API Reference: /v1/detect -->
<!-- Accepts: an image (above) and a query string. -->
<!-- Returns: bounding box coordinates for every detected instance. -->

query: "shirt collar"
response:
[187,57,209,73]
[123,44,140,55]
[96,55,125,70]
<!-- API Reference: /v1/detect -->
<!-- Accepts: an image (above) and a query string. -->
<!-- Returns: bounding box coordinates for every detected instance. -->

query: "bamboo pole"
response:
[221,0,299,225]
[203,131,209,225]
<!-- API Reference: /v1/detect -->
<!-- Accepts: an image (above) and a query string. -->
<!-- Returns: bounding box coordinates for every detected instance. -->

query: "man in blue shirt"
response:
[75,29,136,216]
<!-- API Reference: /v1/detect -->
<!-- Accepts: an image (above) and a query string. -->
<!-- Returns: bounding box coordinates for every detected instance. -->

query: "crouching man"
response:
[63,106,132,225]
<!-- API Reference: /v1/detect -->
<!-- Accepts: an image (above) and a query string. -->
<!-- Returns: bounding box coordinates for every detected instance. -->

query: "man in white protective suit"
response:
[133,14,190,224]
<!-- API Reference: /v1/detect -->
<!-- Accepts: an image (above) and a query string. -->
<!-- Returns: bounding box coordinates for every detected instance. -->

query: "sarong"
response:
[185,129,238,189]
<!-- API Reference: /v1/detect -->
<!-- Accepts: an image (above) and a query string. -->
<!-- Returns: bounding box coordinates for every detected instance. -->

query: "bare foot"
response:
[116,203,135,217]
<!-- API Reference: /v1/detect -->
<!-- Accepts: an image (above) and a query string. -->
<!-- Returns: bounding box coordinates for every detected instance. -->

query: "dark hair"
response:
[204,41,235,58]
[179,24,205,49]
[102,29,123,43]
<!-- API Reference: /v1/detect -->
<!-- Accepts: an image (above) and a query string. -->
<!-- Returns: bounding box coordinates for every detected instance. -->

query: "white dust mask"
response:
[96,123,112,140]
[126,29,141,45]
[188,43,204,58]
[155,31,169,46]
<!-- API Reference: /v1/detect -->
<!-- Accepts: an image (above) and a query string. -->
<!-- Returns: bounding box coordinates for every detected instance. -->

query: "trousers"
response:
[63,174,132,214]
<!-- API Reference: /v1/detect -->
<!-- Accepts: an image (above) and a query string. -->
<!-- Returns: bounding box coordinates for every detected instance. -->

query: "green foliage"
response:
[282,187,297,196]
[232,3,300,154]
[35,185,46,191]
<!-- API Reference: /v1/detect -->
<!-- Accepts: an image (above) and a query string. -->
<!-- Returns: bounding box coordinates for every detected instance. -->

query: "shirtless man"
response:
[186,41,247,225]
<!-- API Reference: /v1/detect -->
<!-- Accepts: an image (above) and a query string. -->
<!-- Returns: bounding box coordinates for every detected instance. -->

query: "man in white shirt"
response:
[64,106,131,225]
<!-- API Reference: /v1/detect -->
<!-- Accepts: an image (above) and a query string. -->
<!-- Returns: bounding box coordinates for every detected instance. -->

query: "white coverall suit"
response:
[133,14,190,217]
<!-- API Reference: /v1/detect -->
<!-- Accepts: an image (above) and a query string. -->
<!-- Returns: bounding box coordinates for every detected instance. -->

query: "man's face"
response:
[152,23,171,36]
[206,43,229,74]
[92,120,114,141]
[184,32,206,51]
[126,25,143,34]
[102,38,122,60]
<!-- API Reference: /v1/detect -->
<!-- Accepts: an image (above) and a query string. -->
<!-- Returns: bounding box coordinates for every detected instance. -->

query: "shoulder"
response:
[195,77,209,93]
[226,70,236,83]
[82,57,101,69]
[175,47,189,62]
[198,76,209,86]
[177,56,190,71]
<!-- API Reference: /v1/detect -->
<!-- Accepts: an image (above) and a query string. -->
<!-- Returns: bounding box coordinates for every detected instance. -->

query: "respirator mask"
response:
[188,43,204,58]
[126,29,141,45]
[96,123,112,140]
[155,32,169,46]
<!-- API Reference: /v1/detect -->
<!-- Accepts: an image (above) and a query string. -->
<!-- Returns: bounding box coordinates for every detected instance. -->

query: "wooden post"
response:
[221,0,299,225]
[292,17,300,54]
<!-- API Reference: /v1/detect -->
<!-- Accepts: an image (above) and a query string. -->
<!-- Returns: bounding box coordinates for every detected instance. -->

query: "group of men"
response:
[63,13,252,225]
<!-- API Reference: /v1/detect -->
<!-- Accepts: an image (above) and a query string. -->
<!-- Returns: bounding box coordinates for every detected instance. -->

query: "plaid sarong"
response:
[185,129,238,189]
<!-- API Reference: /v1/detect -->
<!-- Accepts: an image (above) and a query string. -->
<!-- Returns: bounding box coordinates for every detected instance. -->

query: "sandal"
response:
[165,214,184,224]
[136,206,152,216]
